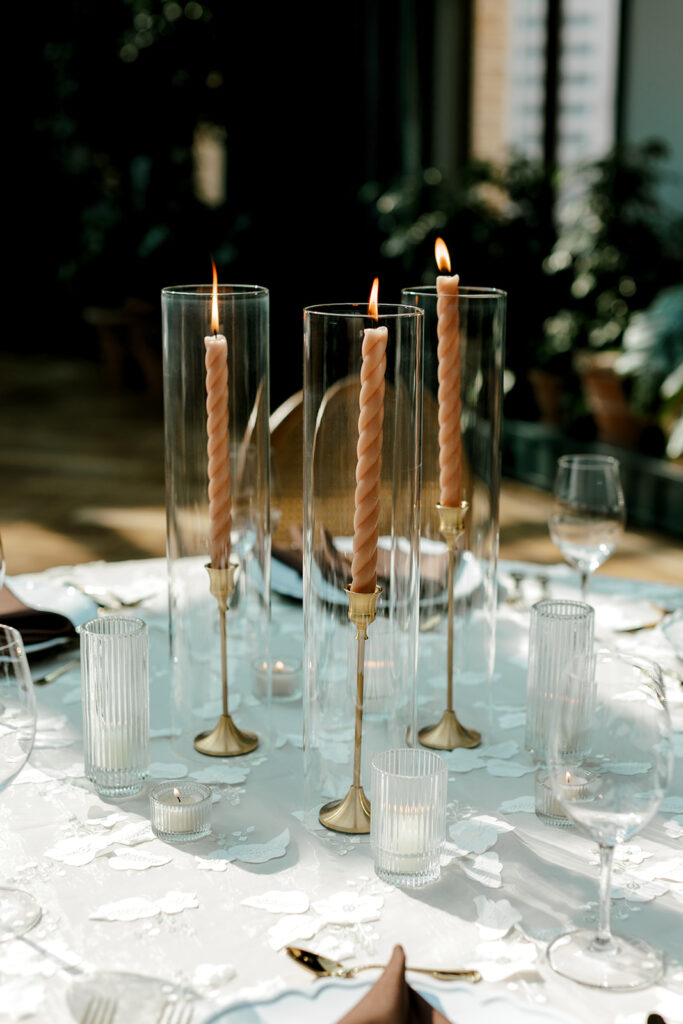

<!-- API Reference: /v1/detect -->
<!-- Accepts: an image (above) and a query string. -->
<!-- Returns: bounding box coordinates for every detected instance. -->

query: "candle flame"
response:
[211,259,220,334]
[565,772,571,785]
[435,237,451,274]
[173,787,181,802]
[274,660,285,670]
[368,277,379,320]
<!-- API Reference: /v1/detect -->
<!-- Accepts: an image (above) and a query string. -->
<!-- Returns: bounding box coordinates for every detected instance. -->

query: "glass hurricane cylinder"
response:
[401,286,506,744]
[302,303,423,828]
[162,284,270,756]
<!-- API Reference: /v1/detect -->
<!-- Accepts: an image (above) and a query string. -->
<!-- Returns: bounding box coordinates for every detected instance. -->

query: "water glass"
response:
[547,648,673,989]
[80,617,149,796]
[549,454,625,601]
[371,748,447,888]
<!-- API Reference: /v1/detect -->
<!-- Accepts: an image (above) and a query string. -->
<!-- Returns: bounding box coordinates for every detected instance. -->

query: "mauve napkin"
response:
[0,585,77,651]
[337,946,452,1024]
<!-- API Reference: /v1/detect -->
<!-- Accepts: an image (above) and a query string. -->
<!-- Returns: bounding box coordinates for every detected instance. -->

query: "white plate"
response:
[200,976,581,1024]
[272,545,483,607]
[7,577,98,653]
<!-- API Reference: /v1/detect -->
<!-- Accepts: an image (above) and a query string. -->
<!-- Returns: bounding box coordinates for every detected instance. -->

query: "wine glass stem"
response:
[596,843,615,947]
[580,570,589,603]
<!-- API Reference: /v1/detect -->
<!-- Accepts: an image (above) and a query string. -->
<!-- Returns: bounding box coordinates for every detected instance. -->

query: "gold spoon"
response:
[286,946,481,983]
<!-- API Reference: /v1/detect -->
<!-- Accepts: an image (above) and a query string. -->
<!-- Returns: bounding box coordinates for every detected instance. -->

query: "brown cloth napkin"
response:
[337,946,452,1024]
[0,585,77,652]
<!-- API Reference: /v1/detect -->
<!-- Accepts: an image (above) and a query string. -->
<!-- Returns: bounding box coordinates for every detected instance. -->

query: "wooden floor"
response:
[1,355,681,584]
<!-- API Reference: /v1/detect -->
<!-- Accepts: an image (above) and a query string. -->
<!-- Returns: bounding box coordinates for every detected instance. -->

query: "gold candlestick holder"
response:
[418,502,481,751]
[194,563,259,757]
[318,585,381,834]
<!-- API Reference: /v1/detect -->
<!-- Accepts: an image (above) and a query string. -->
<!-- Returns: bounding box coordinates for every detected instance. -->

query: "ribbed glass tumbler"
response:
[525,600,595,764]
[80,617,150,796]
[526,599,594,825]
[371,748,447,888]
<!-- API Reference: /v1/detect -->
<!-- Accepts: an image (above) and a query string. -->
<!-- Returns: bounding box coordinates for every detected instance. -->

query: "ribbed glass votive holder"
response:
[80,616,149,796]
[150,782,212,842]
[371,748,447,888]
[525,599,595,764]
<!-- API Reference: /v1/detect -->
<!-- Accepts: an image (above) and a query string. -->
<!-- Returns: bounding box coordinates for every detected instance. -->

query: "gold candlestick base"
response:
[194,713,259,757]
[418,710,481,750]
[319,784,371,834]
[194,562,259,757]
[318,585,380,835]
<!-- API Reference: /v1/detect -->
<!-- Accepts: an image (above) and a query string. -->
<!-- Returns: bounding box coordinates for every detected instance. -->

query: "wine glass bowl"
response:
[549,454,625,601]
[0,624,41,940]
[546,648,673,990]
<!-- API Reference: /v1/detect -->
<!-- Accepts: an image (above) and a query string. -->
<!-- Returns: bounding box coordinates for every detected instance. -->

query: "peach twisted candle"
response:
[436,271,462,507]
[205,332,232,569]
[351,322,387,594]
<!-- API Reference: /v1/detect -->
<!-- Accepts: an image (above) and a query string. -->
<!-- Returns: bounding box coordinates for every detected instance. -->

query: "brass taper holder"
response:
[418,502,481,751]
[194,563,259,757]
[318,585,381,833]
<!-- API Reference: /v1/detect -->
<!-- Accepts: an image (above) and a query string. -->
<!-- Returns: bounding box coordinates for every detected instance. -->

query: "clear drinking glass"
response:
[0,624,41,939]
[371,748,447,887]
[549,454,625,601]
[80,617,150,796]
[547,648,673,990]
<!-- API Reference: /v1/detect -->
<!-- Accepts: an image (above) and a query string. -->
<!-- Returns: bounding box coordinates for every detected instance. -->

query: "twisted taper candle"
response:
[436,273,462,507]
[350,324,387,593]
[205,334,232,569]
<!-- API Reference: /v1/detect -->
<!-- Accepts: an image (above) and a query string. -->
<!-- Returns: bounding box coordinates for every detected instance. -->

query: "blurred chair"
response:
[270,389,304,549]
[83,297,162,399]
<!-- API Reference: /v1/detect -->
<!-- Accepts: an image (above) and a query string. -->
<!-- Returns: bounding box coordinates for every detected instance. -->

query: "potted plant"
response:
[614,285,683,461]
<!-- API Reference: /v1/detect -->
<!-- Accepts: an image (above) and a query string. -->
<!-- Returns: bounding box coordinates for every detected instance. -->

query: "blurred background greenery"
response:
[1,0,680,578]
[23,0,681,462]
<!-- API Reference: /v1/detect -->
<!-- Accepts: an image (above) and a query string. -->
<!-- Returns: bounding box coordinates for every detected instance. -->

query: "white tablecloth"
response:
[1,558,682,1024]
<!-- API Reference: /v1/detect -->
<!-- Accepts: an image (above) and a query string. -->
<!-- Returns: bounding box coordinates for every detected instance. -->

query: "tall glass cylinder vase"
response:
[162,284,270,758]
[401,286,506,747]
[302,302,423,831]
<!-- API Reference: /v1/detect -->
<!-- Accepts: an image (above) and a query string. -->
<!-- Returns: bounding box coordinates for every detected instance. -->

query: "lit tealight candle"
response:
[535,768,589,827]
[252,657,302,700]
[150,782,212,842]
[391,807,429,874]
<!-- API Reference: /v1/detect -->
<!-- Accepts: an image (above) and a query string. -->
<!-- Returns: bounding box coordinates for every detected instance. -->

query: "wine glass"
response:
[0,624,41,940]
[549,454,625,601]
[547,648,673,990]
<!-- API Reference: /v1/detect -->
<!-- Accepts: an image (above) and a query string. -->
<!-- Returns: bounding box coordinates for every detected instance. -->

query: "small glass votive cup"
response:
[80,616,149,796]
[535,766,592,827]
[150,782,212,842]
[371,748,447,888]
[535,768,571,827]
[252,656,302,701]
[525,599,595,763]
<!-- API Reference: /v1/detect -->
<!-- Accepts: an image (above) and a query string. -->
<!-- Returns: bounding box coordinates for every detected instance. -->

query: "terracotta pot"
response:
[527,368,565,425]
[576,351,645,447]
